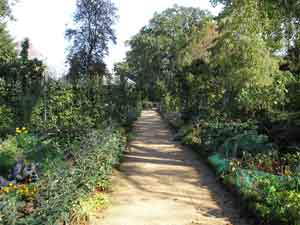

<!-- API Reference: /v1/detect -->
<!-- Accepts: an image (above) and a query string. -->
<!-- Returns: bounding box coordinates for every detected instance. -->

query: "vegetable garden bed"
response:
[163,111,300,225]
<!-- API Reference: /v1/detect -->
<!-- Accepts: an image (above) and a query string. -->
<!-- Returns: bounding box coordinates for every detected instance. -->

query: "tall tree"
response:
[66,0,117,78]
[211,0,300,75]
[127,6,214,102]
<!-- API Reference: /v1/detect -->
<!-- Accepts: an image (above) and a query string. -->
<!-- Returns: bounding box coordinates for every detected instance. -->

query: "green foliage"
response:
[225,168,300,225]
[25,128,124,225]
[237,72,293,116]
[160,92,180,114]
[286,76,300,111]
[70,192,109,225]
[174,124,195,144]
[266,189,299,223]
[0,105,13,134]
[256,189,300,225]
[0,127,126,225]
[0,24,16,61]
[30,81,93,130]
[16,132,41,160]
[0,128,44,175]
[0,38,45,126]
[144,2,300,225]
[126,2,297,120]
[198,120,258,153]
[234,151,300,176]
[0,1,141,225]
[0,0,16,62]
[127,6,215,103]
[163,112,184,129]
[221,132,273,158]
[0,194,19,225]
[0,136,19,174]
[2,0,300,224]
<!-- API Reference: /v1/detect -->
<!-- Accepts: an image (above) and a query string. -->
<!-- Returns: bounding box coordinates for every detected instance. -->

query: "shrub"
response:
[252,175,300,224]
[235,151,300,176]
[220,132,273,158]
[164,112,184,129]
[0,136,20,175]
[193,120,258,154]
[30,83,95,131]
[0,106,14,136]
[0,127,126,225]
[224,153,300,225]
[237,72,292,117]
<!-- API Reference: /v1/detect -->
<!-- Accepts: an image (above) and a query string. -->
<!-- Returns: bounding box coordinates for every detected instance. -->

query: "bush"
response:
[237,72,292,117]
[221,132,273,158]
[168,112,300,224]
[222,151,300,225]
[0,127,44,176]
[186,120,258,155]
[30,82,95,131]
[252,176,300,225]
[287,77,300,111]
[0,106,14,136]
[0,136,20,175]
[163,112,184,129]
[240,172,300,225]
[0,126,126,225]
[232,151,300,176]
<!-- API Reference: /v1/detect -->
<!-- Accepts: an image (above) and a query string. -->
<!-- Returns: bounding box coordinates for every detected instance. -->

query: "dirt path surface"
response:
[92,110,251,225]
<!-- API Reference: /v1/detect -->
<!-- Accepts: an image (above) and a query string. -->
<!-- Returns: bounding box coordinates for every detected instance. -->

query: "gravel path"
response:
[91,110,252,225]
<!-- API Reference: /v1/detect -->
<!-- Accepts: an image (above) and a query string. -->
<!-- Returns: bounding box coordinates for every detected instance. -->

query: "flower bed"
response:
[0,127,127,225]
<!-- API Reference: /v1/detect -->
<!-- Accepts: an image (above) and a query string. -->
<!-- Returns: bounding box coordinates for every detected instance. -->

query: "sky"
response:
[9,0,221,76]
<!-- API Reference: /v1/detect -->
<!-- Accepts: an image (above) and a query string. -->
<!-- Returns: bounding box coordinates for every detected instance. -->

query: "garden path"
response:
[92,110,252,225]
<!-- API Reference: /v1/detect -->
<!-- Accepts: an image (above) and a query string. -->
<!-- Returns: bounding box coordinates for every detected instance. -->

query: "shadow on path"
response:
[93,110,253,225]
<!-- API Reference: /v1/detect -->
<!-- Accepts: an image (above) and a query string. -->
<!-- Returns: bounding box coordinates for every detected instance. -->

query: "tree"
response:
[0,38,45,125]
[66,0,117,78]
[211,0,300,75]
[127,6,214,103]
[0,0,15,61]
[0,0,12,22]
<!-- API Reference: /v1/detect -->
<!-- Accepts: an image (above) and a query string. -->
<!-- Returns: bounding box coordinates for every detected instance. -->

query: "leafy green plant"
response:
[230,151,300,176]
[0,105,14,135]
[237,72,292,117]
[194,120,258,154]
[253,176,300,224]
[174,124,193,141]
[221,132,273,158]
[70,192,109,225]
[6,127,126,225]
[0,136,20,175]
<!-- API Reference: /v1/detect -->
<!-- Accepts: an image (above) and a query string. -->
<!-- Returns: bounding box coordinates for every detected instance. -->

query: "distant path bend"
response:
[92,110,251,225]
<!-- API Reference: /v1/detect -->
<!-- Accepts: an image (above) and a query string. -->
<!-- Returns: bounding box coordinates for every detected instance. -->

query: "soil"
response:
[91,110,252,225]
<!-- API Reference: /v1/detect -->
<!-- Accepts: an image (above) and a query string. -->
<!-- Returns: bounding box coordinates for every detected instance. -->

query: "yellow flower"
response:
[8,183,16,190]
[16,129,22,134]
[22,127,26,131]
[2,187,9,193]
